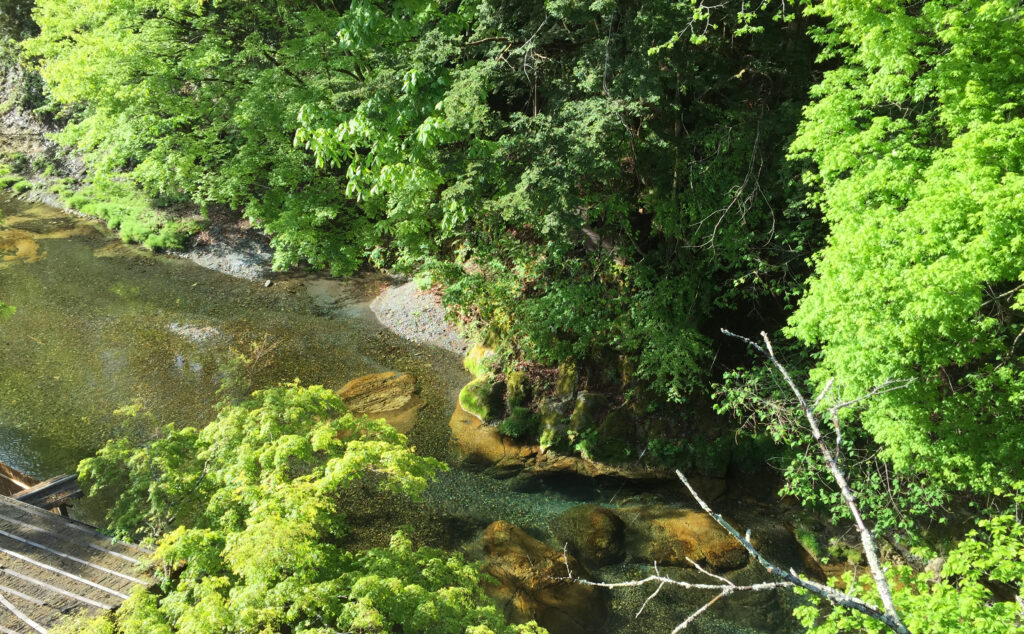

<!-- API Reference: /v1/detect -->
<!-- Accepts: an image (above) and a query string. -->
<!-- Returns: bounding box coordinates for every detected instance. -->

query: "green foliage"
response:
[0,302,13,319]
[714,358,945,534]
[794,487,1024,633]
[0,0,37,40]
[51,614,115,634]
[789,0,1024,494]
[0,175,20,188]
[26,0,818,408]
[80,383,537,633]
[644,436,735,478]
[10,179,32,193]
[26,0,374,275]
[67,180,197,250]
[497,406,539,439]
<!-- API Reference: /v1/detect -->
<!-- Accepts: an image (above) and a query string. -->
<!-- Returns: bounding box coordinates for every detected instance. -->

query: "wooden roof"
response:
[0,495,155,633]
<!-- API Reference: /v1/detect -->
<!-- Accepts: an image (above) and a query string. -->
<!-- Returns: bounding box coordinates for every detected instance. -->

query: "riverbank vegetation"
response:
[2,0,1023,631]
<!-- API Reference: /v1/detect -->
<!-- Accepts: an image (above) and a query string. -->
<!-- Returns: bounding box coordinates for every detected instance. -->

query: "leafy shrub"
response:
[10,180,32,193]
[71,180,196,249]
[6,152,28,171]
[0,175,20,188]
[64,193,89,209]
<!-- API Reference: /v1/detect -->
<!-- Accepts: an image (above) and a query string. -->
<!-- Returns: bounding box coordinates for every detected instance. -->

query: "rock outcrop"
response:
[449,403,672,480]
[337,371,424,434]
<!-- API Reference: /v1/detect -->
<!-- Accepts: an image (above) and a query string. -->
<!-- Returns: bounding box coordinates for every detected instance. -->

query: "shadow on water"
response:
[0,196,802,633]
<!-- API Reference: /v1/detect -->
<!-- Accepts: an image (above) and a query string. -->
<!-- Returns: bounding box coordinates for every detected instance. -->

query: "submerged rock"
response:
[619,505,749,571]
[168,322,222,343]
[479,520,607,634]
[550,505,626,569]
[337,371,424,434]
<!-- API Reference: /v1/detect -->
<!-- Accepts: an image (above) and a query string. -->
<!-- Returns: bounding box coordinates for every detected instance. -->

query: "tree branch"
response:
[721,329,911,633]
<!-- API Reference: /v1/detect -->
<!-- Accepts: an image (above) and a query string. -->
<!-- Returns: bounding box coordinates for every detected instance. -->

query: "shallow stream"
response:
[0,197,800,633]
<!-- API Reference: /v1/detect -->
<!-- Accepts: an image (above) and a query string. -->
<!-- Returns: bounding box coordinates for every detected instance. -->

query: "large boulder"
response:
[550,505,625,569]
[480,520,607,634]
[336,371,424,434]
[568,392,609,433]
[464,343,497,378]
[620,505,749,571]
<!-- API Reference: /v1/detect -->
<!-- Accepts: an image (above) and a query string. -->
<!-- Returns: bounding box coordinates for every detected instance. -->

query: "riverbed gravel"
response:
[370,280,469,354]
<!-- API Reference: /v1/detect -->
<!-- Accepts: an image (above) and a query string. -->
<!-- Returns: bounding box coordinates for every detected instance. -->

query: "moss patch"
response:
[463,344,496,379]
[505,370,530,406]
[498,406,539,439]
[459,378,497,422]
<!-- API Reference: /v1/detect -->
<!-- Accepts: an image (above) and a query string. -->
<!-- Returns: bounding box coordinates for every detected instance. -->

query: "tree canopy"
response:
[24,0,817,405]
[789,0,1024,493]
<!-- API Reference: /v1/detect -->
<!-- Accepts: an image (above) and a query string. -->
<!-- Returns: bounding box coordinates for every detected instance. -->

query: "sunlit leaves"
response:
[80,383,535,632]
[789,0,1024,492]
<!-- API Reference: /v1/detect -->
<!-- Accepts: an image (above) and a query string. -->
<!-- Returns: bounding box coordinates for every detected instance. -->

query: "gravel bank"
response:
[370,281,469,354]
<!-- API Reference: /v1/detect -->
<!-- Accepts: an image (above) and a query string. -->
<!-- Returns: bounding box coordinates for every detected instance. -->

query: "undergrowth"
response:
[59,179,200,250]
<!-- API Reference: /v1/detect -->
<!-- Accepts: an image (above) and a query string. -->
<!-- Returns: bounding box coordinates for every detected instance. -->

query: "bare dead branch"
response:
[720,328,911,633]
[569,566,790,632]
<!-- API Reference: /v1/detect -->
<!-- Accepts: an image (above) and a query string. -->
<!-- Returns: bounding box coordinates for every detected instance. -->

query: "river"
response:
[0,196,801,633]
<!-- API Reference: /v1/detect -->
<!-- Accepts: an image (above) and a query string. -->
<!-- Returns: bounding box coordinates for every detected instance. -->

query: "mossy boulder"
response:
[464,344,497,379]
[505,369,530,406]
[588,408,636,462]
[555,362,578,396]
[538,397,572,452]
[568,392,609,433]
[459,378,505,423]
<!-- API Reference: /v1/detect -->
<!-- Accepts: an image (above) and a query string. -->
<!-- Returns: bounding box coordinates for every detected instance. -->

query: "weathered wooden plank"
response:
[12,476,81,511]
[0,516,147,574]
[0,529,147,586]
[0,568,114,611]
[0,498,149,564]
[0,590,48,633]
[0,490,155,630]
[0,540,130,600]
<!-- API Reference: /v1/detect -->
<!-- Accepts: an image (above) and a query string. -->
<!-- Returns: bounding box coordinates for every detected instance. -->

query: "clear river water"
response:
[0,195,800,633]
